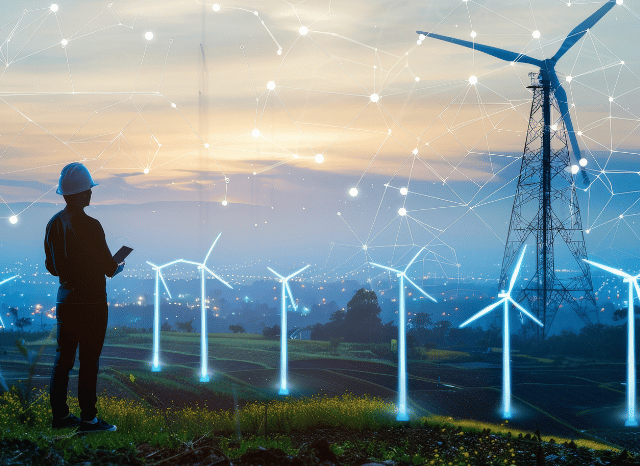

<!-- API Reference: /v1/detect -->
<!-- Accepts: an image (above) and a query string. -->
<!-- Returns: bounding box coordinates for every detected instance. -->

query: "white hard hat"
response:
[56,162,99,195]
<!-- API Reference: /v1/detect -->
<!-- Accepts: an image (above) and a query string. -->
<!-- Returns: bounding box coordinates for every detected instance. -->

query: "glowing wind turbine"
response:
[370,247,437,421]
[583,259,640,426]
[460,246,543,419]
[267,264,310,395]
[0,275,18,330]
[183,233,233,382]
[146,260,178,372]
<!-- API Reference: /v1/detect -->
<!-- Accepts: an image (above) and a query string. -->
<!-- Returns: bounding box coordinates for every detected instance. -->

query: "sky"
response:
[1,0,640,284]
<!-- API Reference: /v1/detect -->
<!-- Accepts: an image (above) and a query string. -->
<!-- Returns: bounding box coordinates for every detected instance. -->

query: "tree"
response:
[229,324,246,333]
[613,305,640,322]
[161,322,172,332]
[8,307,32,333]
[329,309,346,323]
[344,288,383,343]
[176,319,195,333]
[411,312,432,328]
[262,324,280,340]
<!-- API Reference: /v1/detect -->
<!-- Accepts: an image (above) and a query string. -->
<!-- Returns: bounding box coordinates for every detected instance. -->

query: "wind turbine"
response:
[459,246,543,419]
[583,259,639,427]
[418,0,618,185]
[0,275,18,330]
[267,264,310,395]
[183,233,233,382]
[146,260,178,372]
[370,247,437,421]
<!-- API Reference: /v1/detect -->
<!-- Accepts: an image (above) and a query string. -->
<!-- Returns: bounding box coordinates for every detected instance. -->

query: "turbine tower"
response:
[146,260,177,372]
[460,246,543,419]
[0,275,18,330]
[183,233,233,382]
[418,1,620,338]
[584,259,639,427]
[267,264,310,395]
[371,247,437,421]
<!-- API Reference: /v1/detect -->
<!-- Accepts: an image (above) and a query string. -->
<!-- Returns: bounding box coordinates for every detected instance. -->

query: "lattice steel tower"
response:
[498,71,595,339]
[418,0,620,337]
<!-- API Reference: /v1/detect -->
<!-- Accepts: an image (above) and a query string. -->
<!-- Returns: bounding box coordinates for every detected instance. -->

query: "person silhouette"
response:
[45,162,124,433]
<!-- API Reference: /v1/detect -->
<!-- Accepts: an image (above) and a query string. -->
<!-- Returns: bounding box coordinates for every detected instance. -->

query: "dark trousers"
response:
[49,302,108,422]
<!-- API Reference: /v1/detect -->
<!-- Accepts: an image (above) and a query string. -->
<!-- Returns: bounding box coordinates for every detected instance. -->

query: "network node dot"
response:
[419,34,426,40]
[621,60,625,65]
[579,158,588,167]
[577,131,583,136]
[315,153,324,163]
[415,77,420,82]
[620,214,624,218]
[532,30,541,39]
[565,76,572,82]
[412,148,418,155]
[222,200,228,206]
[254,11,258,15]
[171,102,176,108]
[252,129,260,137]
[50,4,58,12]
[470,31,477,38]
[370,93,379,103]
[349,187,358,197]
[204,143,210,148]
[145,31,154,41]
[586,229,590,234]
[212,4,221,11]
[417,40,422,45]
[253,171,257,175]
[400,187,408,196]
[362,244,368,250]
[9,215,17,224]
[61,39,68,47]
[277,49,282,55]
[337,212,341,216]
[551,124,557,131]
[143,168,150,174]
[267,81,276,90]
[294,154,300,158]
[571,165,579,174]
[609,96,614,102]
[299,26,308,35]
[617,0,623,4]
[398,208,407,216]
[468,75,477,85]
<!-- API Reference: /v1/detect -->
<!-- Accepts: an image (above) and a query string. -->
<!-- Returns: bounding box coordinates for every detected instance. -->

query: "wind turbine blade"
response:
[583,259,631,278]
[203,232,222,265]
[508,245,527,294]
[286,282,298,311]
[160,259,183,268]
[158,270,172,299]
[550,73,590,186]
[417,31,543,67]
[370,262,401,275]
[404,276,437,303]
[146,261,158,268]
[552,0,617,63]
[286,264,311,280]
[510,299,543,327]
[202,265,234,289]
[404,247,425,274]
[0,275,18,286]
[267,267,285,280]
[459,299,504,328]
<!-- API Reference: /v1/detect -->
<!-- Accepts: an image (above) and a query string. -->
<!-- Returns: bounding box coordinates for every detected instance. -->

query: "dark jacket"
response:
[45,206,118,304]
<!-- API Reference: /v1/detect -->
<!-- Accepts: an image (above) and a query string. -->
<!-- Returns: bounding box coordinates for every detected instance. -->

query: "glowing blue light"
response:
[460,246,542,419]
[370,247,436,421]
[584,259,639,426]
[0,275,18,329]
[146,262,173,372]
[268,264,311,395]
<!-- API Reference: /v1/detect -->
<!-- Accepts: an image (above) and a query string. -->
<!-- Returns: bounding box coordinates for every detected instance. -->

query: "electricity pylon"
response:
[417,1,621,337]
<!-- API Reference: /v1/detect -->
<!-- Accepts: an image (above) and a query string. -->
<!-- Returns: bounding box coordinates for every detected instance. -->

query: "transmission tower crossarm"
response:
[416,31,542,67]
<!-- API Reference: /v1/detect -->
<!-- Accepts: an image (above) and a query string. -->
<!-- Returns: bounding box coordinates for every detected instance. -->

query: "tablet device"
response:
[113,246,133,263]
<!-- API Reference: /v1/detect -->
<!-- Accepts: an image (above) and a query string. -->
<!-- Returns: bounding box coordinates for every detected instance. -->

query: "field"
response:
[1,329,639,455]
